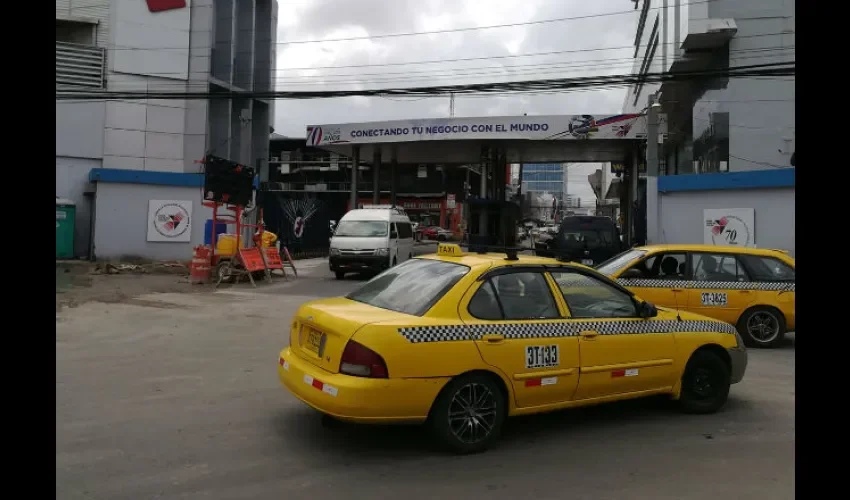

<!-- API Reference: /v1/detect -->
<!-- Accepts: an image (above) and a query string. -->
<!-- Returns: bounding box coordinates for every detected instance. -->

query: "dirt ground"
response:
[56,262,210,313]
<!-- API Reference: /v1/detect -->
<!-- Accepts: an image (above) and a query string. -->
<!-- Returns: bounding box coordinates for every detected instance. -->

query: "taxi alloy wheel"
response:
[430,373,506,454]
[738,307,786,348]
[679,350,731,415]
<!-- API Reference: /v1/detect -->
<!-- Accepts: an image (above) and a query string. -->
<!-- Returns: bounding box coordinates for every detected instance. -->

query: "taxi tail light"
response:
[340,340,388,378]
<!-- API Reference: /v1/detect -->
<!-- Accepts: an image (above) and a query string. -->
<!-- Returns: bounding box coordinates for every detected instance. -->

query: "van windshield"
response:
[334,220,388,237]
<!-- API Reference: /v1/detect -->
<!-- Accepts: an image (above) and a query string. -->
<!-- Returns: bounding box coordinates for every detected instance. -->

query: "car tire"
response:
[437,234,446,242]
[334,271,345,280]
[736,306,786,348]
[678,350,731,415]
[429,372,507,454]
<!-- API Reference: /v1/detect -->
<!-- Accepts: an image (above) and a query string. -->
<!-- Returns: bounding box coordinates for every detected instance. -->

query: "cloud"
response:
[273,0,638,204]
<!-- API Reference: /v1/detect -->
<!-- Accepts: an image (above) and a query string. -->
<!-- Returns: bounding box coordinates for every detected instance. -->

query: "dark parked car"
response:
[535,216,625,266]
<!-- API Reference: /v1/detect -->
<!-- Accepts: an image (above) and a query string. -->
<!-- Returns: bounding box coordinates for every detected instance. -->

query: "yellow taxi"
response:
[278,244,747,454]
[596,244,795,348]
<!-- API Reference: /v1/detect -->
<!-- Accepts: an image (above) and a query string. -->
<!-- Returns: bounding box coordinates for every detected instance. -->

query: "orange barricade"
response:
[262,247,284,270]
[282,247,298,277]
[238,248,266,272]
[189,245,212,284]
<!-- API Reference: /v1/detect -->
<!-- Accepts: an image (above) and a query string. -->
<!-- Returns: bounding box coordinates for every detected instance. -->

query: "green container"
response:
[56,198,76,259]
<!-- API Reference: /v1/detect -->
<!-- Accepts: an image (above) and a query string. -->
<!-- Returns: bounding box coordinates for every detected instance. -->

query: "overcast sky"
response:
[274,0,638,204]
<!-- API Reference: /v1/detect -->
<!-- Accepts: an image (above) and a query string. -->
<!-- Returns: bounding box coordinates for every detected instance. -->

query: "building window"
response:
[693,112,730,174]
[634,1,651,58]
[633,19,659,106]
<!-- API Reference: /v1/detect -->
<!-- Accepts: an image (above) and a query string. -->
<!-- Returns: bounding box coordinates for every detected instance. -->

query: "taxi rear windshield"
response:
[346,259,470,316]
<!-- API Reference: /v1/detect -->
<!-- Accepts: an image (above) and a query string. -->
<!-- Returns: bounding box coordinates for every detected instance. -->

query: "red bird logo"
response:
[711,216,728,235]
[164,213,184,231]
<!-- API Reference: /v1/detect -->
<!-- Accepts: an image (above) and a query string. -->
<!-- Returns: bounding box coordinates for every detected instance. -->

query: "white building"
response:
[623,0,795,254]
[56,0,278,260]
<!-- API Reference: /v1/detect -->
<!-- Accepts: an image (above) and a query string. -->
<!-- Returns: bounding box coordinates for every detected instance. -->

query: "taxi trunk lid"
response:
[291,297,408,374]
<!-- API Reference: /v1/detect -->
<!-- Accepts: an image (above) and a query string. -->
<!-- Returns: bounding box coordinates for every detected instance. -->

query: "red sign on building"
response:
[146,0,187,13]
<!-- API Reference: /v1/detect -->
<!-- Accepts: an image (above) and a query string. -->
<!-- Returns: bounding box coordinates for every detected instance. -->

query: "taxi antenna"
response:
[672,289,683,322]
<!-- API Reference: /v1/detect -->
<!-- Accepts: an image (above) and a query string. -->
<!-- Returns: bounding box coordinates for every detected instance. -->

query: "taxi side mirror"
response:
[639,301,658,318]
[621,268,643,279]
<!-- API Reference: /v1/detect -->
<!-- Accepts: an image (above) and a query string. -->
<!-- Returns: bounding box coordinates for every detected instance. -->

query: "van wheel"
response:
[430,373,507,454]
[334,271,345,280]
[679,350,731,414]
[737,306,785,348]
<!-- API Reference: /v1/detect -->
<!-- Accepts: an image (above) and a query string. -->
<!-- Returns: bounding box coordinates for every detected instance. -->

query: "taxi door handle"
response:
[740,290,751,294]
[671,288,684,292]
[579,330,599,339]
[482,334,505,343]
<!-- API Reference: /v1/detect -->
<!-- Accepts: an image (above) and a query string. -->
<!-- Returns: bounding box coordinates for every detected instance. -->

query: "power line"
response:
[57,62,795,101]
[100,0,729,52]
[728,154,793,169]
[102,46,793,88]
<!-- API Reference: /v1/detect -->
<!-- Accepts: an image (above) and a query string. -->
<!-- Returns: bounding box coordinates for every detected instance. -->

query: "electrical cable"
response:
[57,62,795,101]
[103,46,793,88]
[98,0,736,52]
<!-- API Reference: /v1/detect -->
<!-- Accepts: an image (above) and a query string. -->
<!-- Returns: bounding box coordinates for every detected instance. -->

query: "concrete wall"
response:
[624,0,796,172]
[111,0,192,80]
[657,187,795,256]
[697,0,795,172]
[56,100,105,258]
[93,183,214,261]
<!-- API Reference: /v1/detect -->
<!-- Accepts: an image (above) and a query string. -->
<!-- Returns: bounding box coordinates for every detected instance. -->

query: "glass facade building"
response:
[521,163,565,201]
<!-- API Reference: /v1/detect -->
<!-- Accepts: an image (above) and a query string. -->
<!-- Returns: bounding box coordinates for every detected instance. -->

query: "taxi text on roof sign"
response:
[437,243,464,257]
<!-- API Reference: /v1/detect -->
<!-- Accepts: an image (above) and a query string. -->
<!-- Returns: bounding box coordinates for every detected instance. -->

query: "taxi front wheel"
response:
[429,373,507,455]
[679,350,731,415]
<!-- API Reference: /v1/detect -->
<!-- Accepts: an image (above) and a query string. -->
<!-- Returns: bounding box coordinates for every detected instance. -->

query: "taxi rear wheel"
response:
[429,373,507,454]
[679,350,731,414]
[737,306,786,348]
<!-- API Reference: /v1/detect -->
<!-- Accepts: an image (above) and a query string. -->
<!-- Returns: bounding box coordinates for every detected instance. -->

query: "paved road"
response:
[56,258,794,500]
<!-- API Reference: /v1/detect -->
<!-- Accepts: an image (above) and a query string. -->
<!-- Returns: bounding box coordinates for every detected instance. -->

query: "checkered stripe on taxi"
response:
[398,319,736,343]
[617,279,795,291]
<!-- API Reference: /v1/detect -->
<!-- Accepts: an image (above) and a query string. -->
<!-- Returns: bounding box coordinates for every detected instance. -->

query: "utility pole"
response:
[646,93,661,244]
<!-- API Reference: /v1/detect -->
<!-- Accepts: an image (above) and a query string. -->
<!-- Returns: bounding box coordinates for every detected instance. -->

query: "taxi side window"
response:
[468,281,502,320]
[692,253,749,282]
[468,272,560,320]
[626,253,687,279]
[551,271,638,319]
[738,255,795,282]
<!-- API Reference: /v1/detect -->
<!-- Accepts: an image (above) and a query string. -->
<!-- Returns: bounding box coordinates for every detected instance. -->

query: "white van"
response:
[329,205,415,279]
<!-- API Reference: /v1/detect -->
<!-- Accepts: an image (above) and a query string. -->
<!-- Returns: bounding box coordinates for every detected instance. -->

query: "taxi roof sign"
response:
[437,243,464,257]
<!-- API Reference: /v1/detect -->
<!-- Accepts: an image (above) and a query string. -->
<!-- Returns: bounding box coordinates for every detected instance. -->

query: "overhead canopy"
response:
[306,114,647,164]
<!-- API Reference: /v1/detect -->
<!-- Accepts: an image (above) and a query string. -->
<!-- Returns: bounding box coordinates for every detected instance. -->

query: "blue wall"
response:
[658,168,794,193]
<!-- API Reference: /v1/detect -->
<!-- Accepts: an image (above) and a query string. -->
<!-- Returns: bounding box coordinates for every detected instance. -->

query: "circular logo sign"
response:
[153,203,191,238]
[709,215,751,246]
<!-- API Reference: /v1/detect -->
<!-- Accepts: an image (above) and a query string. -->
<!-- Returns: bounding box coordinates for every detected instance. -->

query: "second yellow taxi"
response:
[596,244,795,348]
[278,244,747,454]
